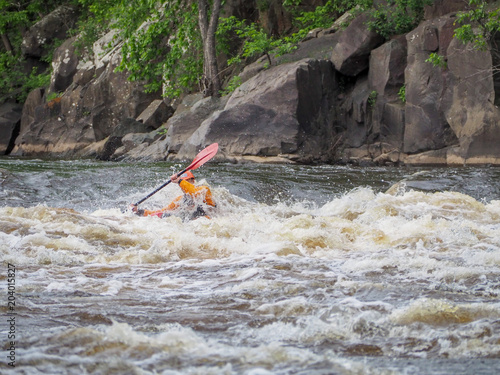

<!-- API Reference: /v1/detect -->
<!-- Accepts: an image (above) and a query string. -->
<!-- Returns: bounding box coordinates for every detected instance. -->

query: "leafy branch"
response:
[453,0,500,51]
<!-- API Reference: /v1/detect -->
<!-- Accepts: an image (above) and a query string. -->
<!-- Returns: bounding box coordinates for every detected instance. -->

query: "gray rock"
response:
[165,96,226,154]
[404,14,500,164]
[331,12,385,76]
[404,16,458,154]
[49,37,80,94]
[136,99,174,130]
[21,5,78,58]
[177,59,339,162]
[368,36,407,98]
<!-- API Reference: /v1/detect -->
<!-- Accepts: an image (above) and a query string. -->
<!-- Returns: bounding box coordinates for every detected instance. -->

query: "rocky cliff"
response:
[1,0,499,166]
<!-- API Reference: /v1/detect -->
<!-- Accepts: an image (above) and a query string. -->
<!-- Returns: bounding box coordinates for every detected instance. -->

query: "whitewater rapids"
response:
[1,159,499,374]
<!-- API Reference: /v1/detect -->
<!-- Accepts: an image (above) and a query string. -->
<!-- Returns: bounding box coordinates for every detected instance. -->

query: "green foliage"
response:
[217,15,306,70]
[0,0,71,101]
[115,1,203,97]
[287,0,368,34]
[0,0,73,33]
[218,16,279,67]
[71,0,204,98]
[217,0,370,75]
[220,75,242,96]
[70,0,110,58]
[368,90,377,107]
[425,52,447,68]
[0,52,23,100]
[46,91,63,102]
[256,0,271,12]
[0,1,28,34]
[366,0,432,39]
[454,0,500,51]
[3,0,499,106]
[156,126,168,135]
[0,55,52,102]
[398,84,406,103]
[0,0,74,102]
[15,67,51,102]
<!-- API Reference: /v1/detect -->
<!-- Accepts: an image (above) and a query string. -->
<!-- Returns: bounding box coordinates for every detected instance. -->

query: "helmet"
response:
[179,171,195,180]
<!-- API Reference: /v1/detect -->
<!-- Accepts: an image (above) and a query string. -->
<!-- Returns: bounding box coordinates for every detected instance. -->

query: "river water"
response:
[1,158,499,374]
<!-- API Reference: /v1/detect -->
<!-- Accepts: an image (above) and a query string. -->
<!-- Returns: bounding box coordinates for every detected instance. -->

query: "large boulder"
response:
[136,100,173,130]
[21,5,78,58]
[176,59,339,162]
[10,89,44,156]
[240,32,340,85]
[49,37,80,94]
[443,32,500,163]
[99,117,158,160]
[77,47,158,142]
[378,101,406,148]
[12,91,96,156]
[18,89,44,138]
[340,76,371,148]
[368,36,407,98]
[366,36,407,149]
[165,95,227,154]
[404,16,458,154]
[331,12,385,76]
[115,94,226,161]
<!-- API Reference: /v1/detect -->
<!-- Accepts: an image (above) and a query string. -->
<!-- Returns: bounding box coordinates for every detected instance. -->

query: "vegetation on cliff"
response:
[1,0,499,105]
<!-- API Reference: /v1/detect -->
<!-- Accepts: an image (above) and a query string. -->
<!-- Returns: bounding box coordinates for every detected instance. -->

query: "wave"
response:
[2,188,499,268]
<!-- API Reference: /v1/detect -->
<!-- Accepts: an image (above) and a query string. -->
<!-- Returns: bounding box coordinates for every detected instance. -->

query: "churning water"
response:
[1,158,499,374]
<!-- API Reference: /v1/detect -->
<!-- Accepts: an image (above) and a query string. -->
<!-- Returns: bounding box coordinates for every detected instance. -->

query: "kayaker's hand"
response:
[129,204,138,213]
[170,174,181,183]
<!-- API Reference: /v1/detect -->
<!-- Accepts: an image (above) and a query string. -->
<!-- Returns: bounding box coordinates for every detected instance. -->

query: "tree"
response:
[107,0,223,98]
[198,0,222,97]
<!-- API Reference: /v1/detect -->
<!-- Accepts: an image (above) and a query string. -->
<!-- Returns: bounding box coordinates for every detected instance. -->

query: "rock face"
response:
[404,14,500,165]
[2,2,500,166]
[11,30,165,158]
[404,16,458,154]
[175,59,338,163]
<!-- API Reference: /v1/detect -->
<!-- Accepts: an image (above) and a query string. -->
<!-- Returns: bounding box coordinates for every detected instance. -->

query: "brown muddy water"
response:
[1,159,499,374]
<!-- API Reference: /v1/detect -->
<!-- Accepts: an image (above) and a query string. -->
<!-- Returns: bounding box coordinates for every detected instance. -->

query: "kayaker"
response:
[130,171,216,220]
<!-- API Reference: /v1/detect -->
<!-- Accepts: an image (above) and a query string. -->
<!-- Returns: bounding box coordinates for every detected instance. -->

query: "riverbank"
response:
[2,1,500,166]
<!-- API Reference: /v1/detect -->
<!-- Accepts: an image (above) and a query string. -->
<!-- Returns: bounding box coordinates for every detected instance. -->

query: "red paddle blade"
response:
[186,143,218,171]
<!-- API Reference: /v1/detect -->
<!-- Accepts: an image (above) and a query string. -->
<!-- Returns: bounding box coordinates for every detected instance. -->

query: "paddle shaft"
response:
[133,168,188,206]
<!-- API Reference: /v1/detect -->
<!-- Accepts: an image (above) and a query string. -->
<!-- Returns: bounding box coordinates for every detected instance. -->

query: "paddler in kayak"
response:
[130,171,216,220]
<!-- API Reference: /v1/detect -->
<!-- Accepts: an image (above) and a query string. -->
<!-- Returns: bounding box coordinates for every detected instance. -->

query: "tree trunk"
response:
[198,0,222,97]
[1,34,14,54]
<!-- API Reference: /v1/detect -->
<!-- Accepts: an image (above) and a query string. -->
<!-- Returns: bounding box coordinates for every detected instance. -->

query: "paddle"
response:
[133,143,219,206]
